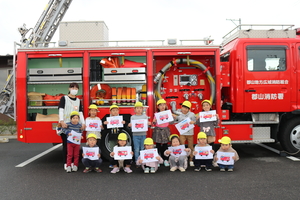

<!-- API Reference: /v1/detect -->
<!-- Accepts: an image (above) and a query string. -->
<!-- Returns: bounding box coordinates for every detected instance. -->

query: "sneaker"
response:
[164,160,170,167]
[220,168,226,172]
[83,167,91,173]
[212,162,219,167]
[170,167,177,172]
[124,167,132,173]
[179,167,186,172]
[144,167,150,174]
[64,163,67,170]
[150,167,156,173]
[71,163,74,168]
[109,165,114,168]
[72,165,78,172]
[94,167,102,173]
[194,167,201,172]
[189,161,194,167]
[111,167,119,174]
[205,168,212,172]
[66,166,71,173]
[228,168,234,172]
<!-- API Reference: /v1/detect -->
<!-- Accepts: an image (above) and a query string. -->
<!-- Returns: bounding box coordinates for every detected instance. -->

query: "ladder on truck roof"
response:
[221,24,295,46]
[19,0,73,47]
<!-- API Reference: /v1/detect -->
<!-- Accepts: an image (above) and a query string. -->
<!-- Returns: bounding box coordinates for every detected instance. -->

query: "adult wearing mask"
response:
[58,82,85,170]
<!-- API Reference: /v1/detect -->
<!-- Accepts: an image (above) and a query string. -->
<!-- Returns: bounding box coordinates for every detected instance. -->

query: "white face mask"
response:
[70,89,78,96]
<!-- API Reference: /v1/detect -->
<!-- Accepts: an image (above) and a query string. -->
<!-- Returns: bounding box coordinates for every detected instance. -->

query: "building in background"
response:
[59,21,109,47]
[0,55,13,89]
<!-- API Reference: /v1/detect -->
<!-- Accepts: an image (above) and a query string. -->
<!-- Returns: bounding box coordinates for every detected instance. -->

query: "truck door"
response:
[243,45,291,112]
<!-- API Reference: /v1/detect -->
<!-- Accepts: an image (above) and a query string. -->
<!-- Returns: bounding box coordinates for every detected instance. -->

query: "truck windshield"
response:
[247,47,286,71]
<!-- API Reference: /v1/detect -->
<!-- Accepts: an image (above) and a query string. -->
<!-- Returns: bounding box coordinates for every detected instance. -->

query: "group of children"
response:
[58,98,239,173]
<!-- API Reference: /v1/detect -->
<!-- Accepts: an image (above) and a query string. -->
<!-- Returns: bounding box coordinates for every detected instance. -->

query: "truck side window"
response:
[247,47,286,71]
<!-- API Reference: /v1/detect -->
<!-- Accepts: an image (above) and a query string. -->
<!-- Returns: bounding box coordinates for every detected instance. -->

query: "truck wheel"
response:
[100,128,132,161]
[280,118,300,155]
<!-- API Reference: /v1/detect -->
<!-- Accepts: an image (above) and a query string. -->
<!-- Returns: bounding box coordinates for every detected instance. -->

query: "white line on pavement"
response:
[286,156,300,161]
[15,144,62,167]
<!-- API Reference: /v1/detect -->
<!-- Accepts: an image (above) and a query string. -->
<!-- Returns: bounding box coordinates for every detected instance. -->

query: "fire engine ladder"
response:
[20,0,73,47]
[0,71,14,119]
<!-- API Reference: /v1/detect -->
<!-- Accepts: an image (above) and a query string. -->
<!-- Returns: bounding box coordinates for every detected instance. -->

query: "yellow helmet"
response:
[157,99,166,105]
[118,133,127,140]
[144,138,154,145]
[134,101,143,107]
[169,134,179,141]
[182,101,191,109]
[197,132,207,139]
[87,133,97,140]
[89,104,98,110]
[70,111,79,116]
[218,136,231,144]
[201,99,212,105]
[110,104,119,110]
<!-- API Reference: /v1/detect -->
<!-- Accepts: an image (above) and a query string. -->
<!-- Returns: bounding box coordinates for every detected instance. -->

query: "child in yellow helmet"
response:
[103,104,126,168]
[152,99,171,167]
[109,133,134,174]
[193,132,215,172]
[82,133,102,173]
[62,111,83,173]
[128,102,151,164]
[196,100,219,149]
[85,104,103,148]
[172,100,196,167]
[137,138,163,173]
[214,136,239,172]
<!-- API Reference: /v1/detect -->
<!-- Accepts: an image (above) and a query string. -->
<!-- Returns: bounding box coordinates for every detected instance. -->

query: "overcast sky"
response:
[1,0,300,55]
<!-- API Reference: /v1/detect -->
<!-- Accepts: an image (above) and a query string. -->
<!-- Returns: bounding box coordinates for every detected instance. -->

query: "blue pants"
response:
[82,158,102,168]
[218,164,234,169]
[133,135,146,162]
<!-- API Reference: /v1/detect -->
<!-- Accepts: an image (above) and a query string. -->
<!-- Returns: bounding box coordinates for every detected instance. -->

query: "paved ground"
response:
[0,139,299,200]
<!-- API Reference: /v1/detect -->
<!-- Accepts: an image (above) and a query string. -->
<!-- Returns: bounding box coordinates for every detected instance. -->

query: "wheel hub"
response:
[290,125,300,149]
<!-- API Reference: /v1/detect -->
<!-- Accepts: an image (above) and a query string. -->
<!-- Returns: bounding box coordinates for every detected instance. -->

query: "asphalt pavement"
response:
[0,139,299,200]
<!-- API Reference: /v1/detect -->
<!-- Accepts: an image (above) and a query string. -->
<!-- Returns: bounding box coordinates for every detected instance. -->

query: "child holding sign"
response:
[214,136,239,172]
[172,101,196,167]
[152,99,171,167]
[196,100,219,147]
[193,132,214,172]
[137,138,163,173]
[164,134,191,172]
[85,104,103,147]
[128,102,151,164]
[62,111,83,173]
[82,133,102,173]
[109,133,134,173]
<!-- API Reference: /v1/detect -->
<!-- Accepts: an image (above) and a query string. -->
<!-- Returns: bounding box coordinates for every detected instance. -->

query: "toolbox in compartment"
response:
[103,68,146,81]
[28,68,82,81]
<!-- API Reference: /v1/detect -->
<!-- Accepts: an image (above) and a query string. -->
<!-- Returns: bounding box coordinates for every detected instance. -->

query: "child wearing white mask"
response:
[58,82,85,171]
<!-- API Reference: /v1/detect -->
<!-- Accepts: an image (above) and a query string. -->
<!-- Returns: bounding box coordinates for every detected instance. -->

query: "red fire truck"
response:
[15,24,300,160]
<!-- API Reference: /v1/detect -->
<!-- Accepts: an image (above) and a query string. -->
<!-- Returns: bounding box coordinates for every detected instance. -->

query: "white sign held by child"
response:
[131,119,148,132]
[113,146,132,160]
[67,130,82,145]
[199,110,217,122]
[168,145,187,157]
[216,152,235,165]
[107,116,123,129]
[85,119,102,132]
[175,118,195,135]
[155,110,174,125]
[194,146,213,159]
[140,148,159,163]
[82,147,99,160]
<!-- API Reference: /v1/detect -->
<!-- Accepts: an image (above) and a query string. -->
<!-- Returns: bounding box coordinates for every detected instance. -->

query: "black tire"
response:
[279,117,300,155]
[100,127,132,161]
